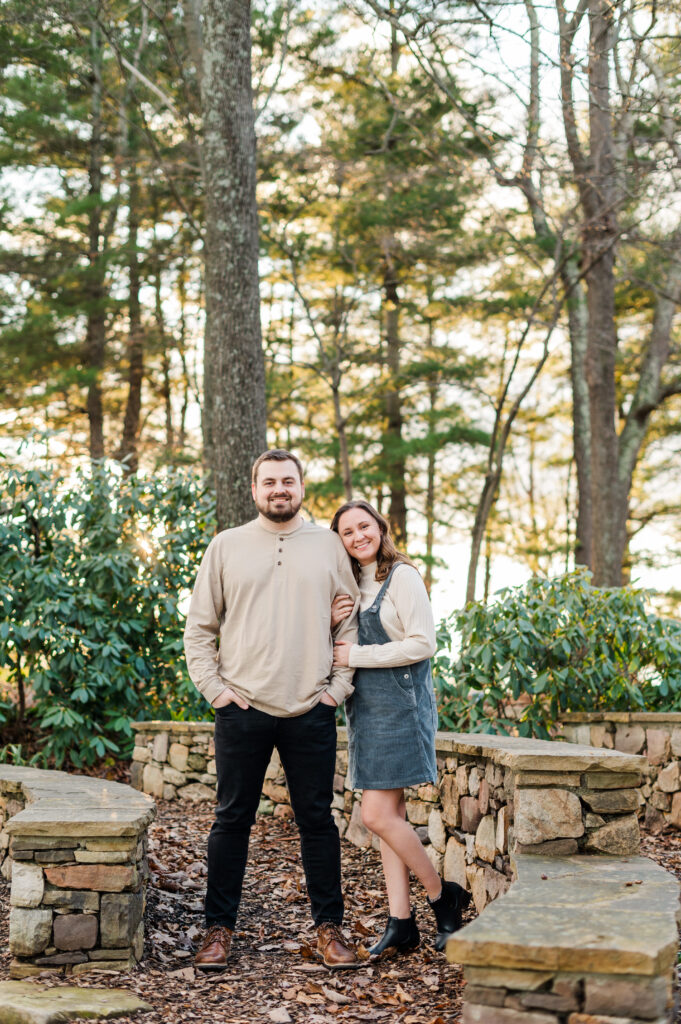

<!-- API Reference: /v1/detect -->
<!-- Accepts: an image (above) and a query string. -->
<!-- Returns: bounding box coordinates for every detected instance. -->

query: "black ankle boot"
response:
[369,910,420,958]
[428,879,471,951]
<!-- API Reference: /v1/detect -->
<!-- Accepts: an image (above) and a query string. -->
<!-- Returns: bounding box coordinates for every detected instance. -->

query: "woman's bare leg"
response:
[361,789,441,916]
[379,837,411,917]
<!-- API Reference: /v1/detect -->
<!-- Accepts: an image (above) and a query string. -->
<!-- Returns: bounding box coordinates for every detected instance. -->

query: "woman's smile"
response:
[337,508,383,565]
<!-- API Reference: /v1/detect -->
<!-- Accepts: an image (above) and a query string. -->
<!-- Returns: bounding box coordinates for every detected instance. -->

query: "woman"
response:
[330,499,470,958]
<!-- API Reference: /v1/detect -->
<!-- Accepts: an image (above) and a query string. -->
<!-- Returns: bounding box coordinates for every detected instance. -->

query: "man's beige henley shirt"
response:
[183,518,359,716]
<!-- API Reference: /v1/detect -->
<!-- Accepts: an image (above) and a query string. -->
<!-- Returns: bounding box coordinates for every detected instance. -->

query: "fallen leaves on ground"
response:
[0,800,471,1023]
[2,807,679,1023]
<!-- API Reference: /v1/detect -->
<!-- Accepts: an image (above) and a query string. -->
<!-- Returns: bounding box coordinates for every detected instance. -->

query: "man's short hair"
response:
[252,449,304,485]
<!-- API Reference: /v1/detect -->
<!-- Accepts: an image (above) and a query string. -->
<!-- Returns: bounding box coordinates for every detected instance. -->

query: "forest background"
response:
[1,0,681,767]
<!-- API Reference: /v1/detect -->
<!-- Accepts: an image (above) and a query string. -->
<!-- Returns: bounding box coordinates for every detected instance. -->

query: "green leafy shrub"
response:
[0,462,216,767]
[433,568,681,738]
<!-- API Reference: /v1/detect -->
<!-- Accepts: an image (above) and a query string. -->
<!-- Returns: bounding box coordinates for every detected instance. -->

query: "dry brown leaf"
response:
[296,991,325,1005]
[305,982,326,994]
[268,1009,292,1024]
[354,920,374,936]
[168,967,195,982]
[396,984,414,1004]
[322,986,353,1004]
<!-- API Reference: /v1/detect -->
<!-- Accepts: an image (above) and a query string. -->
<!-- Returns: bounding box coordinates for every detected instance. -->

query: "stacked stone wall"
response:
[0,767,155,978]
[130,722,215,803]
[559,712,681,832]
[450,854,679,1024]
[461,967,673,1023]
[131,722,645,914]
[129,722,679,1020]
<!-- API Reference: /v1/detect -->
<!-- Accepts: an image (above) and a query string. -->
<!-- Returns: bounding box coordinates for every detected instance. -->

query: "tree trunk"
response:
[382,255,407,546]
[424,319,437,596]
[483,530,492,605]
[563,257,592,567]
[117,162,144,473]
[465,316,553,602]
[178,266,190,452]
[85,20,106,461]
[380,26,407,547]
[155,268,174,454]
[182,0,204,93]
[558,0,623,584]
[466,469,501,603]
[200,0,267,528]
[331,379,353,500]
[517,2,594,571]
[582,0,623,585]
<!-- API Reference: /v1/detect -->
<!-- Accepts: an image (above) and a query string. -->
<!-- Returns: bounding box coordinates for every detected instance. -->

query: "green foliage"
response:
[0,462,215,767]
[433,569,681,738]
[0,743,47,768]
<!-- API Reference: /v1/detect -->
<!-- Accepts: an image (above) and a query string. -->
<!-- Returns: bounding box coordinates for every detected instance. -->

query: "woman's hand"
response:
[319,691,338,707]
[333,640,352,667]
[331,594,354,629]
[213,687,250,710]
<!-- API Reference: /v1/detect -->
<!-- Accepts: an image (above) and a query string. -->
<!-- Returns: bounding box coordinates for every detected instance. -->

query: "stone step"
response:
[0,980,150,1023]
[447,854,679,976]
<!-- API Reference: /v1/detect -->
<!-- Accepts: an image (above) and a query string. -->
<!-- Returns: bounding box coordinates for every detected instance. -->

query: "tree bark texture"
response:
[117,163,144,473]
[424,379,437,597]
[200,0,267,529]
[559,0,624,584]
[466,469,501,604]
[85,20,106,462]
[582,0,623,586]
[331,380,353,501]
[557,0,681,585]
[154,265,174,454]
[382,256,407,546]
[563,258,592,567]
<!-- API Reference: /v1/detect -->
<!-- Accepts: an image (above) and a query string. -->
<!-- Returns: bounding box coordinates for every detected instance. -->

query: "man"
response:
[184,449,360,970]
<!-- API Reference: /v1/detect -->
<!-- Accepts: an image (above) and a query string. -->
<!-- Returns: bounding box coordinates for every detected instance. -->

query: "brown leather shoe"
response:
[194,924,233,970]
[316,922,359,969]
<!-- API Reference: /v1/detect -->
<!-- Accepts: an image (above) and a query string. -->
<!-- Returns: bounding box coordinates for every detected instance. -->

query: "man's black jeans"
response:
[206,700,343,930]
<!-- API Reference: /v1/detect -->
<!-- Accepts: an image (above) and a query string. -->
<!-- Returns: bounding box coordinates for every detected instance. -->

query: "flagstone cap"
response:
[131,720,212,732]
[447,854,680,975]
[337,728,646,773]
[560,711,681,723]
[0,980,151,1023]
[136,720,645,773]
[0,766,156,838]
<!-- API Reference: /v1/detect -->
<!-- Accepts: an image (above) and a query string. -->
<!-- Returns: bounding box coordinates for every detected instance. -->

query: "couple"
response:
[183,449,469,971]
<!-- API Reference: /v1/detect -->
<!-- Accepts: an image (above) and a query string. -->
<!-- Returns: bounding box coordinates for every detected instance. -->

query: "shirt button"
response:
[277,561,282,566]
[278,548,283,552]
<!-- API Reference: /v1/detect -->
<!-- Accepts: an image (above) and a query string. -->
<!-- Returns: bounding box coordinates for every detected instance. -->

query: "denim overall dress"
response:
[346,564,439,790]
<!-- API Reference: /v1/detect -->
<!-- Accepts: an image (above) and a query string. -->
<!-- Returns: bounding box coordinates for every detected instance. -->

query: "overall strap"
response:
[370,562,401,612]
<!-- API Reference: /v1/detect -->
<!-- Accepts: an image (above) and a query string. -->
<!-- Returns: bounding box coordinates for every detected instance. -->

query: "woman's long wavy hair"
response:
[330,499,416,584]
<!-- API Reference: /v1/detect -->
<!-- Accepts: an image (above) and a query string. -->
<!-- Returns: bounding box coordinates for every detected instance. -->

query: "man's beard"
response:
[255,495,302,523]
